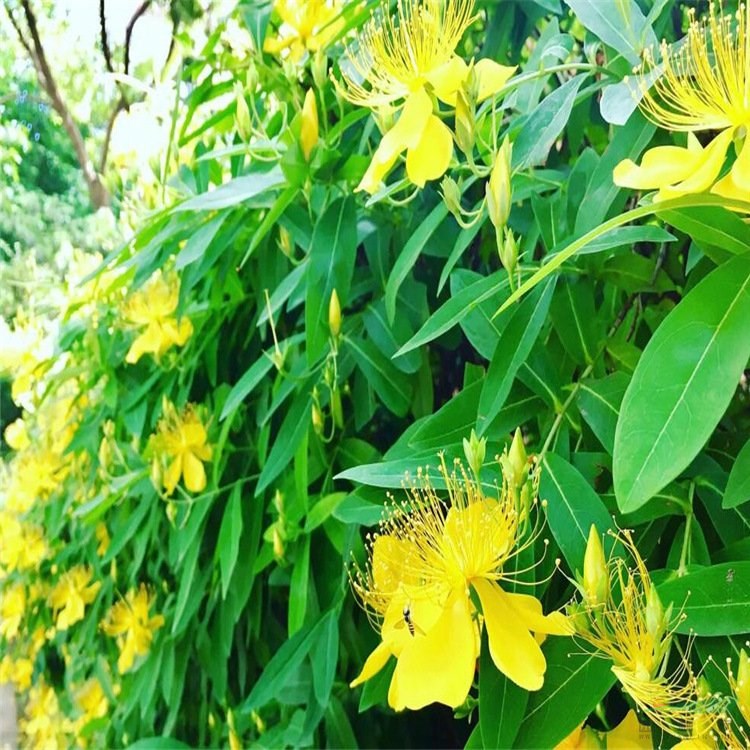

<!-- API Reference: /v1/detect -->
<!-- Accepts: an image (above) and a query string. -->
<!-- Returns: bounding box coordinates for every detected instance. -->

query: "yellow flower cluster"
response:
[263,0,344,61]
[350,450,569,711]
[148,397,213,496]
[122,270,193,365]
[337,0,516,193]
[101,584,165,674]
[615,3,750,205]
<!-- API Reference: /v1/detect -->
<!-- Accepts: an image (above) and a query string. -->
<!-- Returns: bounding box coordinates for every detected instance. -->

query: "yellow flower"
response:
[338,0,516,193]
[263,0,344,61]
[300,88,319,161]
[0,583,26,640]
[614,4,750,204]
[48,566,101,631]
[122,271,193,365]
[19,680,74,749]
[4,418,29,451]
[149,398,213,495]
[101,584,165,673]
[556,710,652,749]
[95,522,110,557]
[0,513,47,575]
[349,455,569,711]
[572,529,718,738]
[75,677,109,725]
[0,654,33,692]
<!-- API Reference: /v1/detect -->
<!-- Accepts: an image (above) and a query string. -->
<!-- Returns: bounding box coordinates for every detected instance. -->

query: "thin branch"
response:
[99,0,115,74]
[2,3,34,59]
[99,95,126,174]
[124,0,152,75]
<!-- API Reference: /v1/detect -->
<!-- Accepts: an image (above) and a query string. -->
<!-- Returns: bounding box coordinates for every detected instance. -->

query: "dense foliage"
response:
[2,0,750,748]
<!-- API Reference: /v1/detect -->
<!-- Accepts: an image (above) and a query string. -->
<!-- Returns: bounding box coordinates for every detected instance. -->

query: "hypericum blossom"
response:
[0,512,47,575]
[349,455,569,711]
[122,271,193,365]
[148,398,212,495]
[338,0,516,193]
[102,584,165,674]
[614,4,750,204]
[48,566,101,631]
[19,680,74,748]
[0,583,26,641]
[263,0,344,61]
[75,678,109,727]
[556,710,653,749]
[572,528,719,739]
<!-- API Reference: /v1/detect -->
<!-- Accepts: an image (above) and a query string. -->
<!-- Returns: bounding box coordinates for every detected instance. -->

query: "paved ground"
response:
[0,685,15,750]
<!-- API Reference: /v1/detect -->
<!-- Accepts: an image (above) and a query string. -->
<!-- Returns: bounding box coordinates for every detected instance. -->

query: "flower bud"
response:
[644,584,665,641]
[300,88,319,162]
[736,649,750,724]
[272,526,285,560]
[278,225,294,258]
[311,402,324,435]
[246,62,258,93]
[312,49,328,91]
[454,89,475,157]
[498,227,518,273]
[4,418,28,451]
[507,428,527,488]
[234,82,252,142]
[462,429,486,480]
[440,176,463,222]
[582,525,609,606]
[331,388,344,429]
[328,288,341,337]
[486,138,512,231]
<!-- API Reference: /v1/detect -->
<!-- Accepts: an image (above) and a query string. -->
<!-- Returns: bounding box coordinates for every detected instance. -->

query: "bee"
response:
[403,603,416,637]
[727,568,735,584]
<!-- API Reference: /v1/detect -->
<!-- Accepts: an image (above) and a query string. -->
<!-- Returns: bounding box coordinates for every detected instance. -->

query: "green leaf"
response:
[724,438,750,509]
[550,278,600,365]
[565,0,657,65]
[304,492,347,532]
[288,535,310,635]
[306,197,357,365]
[657,563,750,636]
[220,350,275,421]
[239,618,324,713]
[540,453,614,573]
[173,166,285,212]
[174,213,228,270]
[126,738,191,749]
[658,205,750,257]
[614,254,750,513]
[348,336,412,416]
[332,493,385,526]
[311,609,339,706]
[396,271,510,357]
[217,485,243,600]
[577,372,630,454]
[385,202,449,323]
[241,185,299,267]
[477,279,555,435]
[512,76,586,170]
[514,637,616,748]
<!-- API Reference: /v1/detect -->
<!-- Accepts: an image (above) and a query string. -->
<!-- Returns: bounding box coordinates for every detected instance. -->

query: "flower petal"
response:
[406,115,454,188]
[613,145,706,190]
[475,59,516,102]
[183,451,207,493]
[350,641,392,688]
[658,128,734,200]
[389,588,476,710]
[606,710,652,749]
[505,591,573,636]
[357,88,433,193]
[473,578,546,691]
[427,56,469,105]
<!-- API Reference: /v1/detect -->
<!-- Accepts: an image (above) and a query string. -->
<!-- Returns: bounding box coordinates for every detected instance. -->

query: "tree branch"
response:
[124,0,152,75]
[2,3,34,60]
[99,0,115,74]
[19,0,110,208]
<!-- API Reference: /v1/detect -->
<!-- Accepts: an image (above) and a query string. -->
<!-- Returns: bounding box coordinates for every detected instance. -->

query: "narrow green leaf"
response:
[724,438,750,509]
[614,254,750,513]
[514,637,616,748]
[288,534,310,635]
[577,372,630,454]
[217,486,243,600]
[658,563,750,636]
[540,453,614,573]
[659,205,750,257]
[220,350,275,421]
[175,213,228,270]
[173,166,284,212]
[241,184,299,267]
[385,203,449,323]
[477,279,554,435]
[311,609,339,706]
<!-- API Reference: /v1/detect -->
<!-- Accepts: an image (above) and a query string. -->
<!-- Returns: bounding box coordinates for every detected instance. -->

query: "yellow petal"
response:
[613,145,706,190]
[427,56,469,105]
[381,592,444,657]
[606,710,652,749]
[406,114,453,188]
[182,451,207,493]
[389,589,476,711]
[475,59,516,102]
[658,129,734,200]
[505,591,573,636]
[730,135,750,192]
[357,88,433,193]
[163,456,182,495]
[350,641,392,688]
[671,741,714,750]
[473,578,546,691]
[126,324,161,364]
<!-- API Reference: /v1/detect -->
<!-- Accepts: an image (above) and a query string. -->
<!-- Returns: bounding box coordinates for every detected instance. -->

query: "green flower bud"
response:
[486,138,512,231]
[582,525,609,606]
